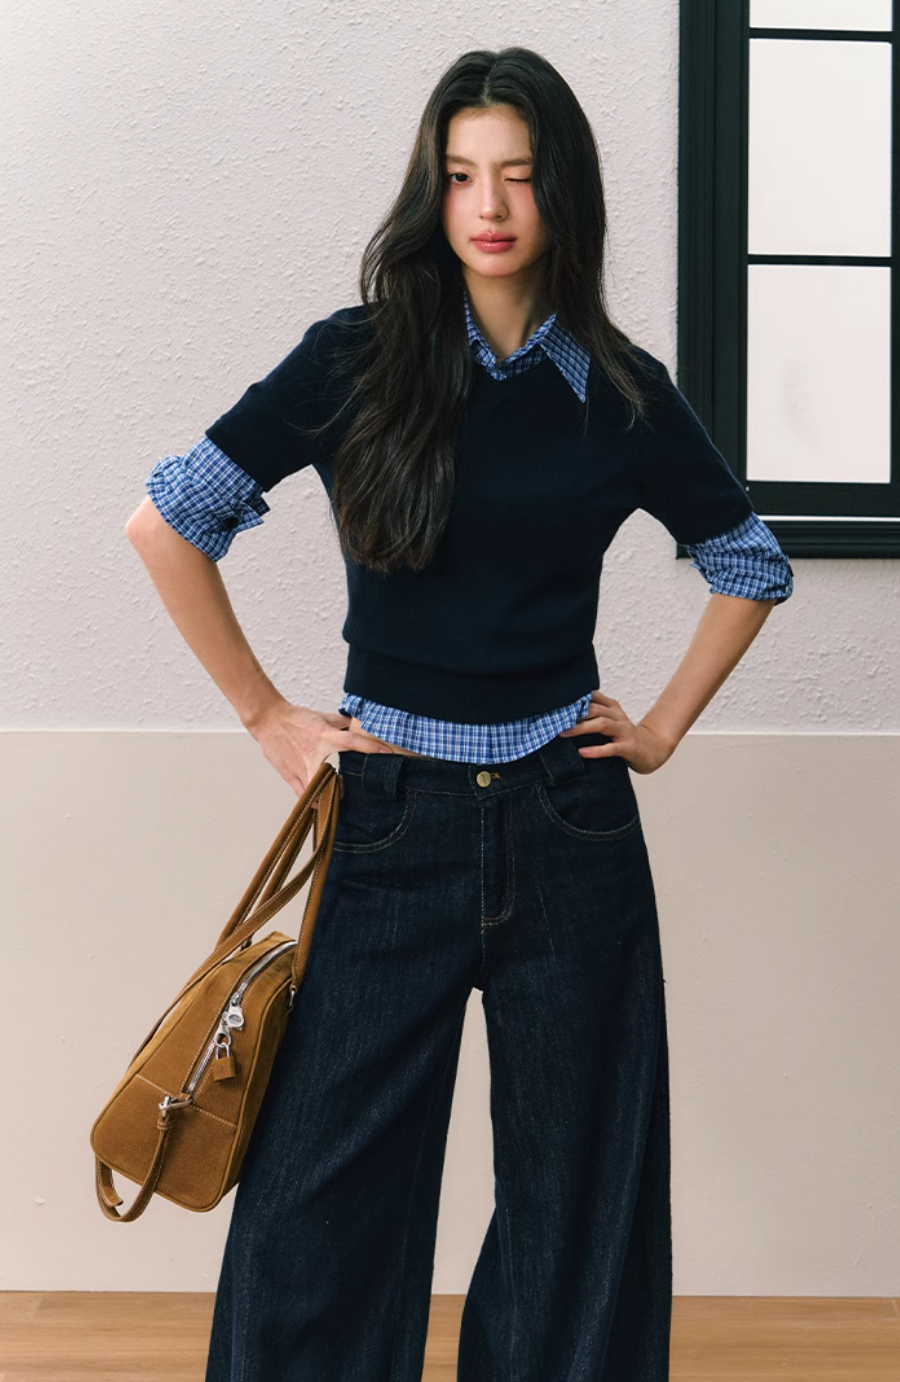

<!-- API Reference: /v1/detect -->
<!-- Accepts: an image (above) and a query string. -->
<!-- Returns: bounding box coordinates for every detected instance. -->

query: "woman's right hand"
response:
[244,696,397,797]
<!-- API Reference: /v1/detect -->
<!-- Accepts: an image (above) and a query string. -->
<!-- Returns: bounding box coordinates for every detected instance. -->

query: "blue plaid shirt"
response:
[146,292,792,762]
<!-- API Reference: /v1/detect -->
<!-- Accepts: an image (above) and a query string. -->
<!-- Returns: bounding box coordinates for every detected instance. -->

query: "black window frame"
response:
[678,0,900,557]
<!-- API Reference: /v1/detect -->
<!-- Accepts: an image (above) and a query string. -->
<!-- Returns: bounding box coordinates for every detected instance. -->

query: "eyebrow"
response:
[444,154,533,167]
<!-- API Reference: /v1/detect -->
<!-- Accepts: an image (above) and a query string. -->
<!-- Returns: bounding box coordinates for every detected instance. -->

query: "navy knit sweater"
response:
[205,306,755,724]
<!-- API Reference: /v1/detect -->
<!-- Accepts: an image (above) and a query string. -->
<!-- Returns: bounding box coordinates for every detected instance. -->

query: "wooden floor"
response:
[0,1293,898,1380]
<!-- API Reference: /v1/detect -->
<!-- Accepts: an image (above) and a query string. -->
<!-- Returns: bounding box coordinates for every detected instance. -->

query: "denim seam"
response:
[392,780,540,801]
[387,1012,464,1381]
[479,808,488,971]
[504,1195,518,1379]
[493,993,520,1376]
[596,956,666,1373]
[536,786,641,842]
[332,797,418,853]
[482,799,516,925]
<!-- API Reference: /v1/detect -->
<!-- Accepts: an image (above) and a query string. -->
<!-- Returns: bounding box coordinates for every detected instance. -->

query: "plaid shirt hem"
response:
[336,690,596,763]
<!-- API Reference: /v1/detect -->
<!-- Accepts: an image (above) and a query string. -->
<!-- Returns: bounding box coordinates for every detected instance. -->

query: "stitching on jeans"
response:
[504,1186,518,1374]
[479,809,488,956]
[607,951,666,1315]
[536,784,641,842]
[387,1010,464,1379]
[475,805,488,988]
[482,798,517,924]
[369,780,537,801]
[332,795,418,853]
[488,989,519,1373]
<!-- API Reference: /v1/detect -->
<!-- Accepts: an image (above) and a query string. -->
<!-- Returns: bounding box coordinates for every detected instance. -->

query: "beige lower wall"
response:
[1,731,897,1294]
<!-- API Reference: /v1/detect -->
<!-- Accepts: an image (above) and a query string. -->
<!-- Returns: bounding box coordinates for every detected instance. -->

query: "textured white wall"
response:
[2,0,898,733]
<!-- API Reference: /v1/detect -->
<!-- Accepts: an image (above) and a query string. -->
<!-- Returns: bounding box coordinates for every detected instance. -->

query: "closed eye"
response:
[446,172,531,184]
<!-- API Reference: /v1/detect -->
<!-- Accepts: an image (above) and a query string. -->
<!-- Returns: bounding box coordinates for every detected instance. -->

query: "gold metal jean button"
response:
[476,770,492,787]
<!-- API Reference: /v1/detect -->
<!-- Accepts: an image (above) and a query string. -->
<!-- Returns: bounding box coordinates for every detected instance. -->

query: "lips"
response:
[472,236,516,244]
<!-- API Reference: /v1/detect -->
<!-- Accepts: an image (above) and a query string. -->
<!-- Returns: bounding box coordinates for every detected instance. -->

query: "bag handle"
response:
[214,759,338,945]
[124,763,341,1070]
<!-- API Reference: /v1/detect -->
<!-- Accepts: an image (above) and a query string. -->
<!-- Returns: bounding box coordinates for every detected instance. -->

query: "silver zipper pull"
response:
[222,998,245,1030]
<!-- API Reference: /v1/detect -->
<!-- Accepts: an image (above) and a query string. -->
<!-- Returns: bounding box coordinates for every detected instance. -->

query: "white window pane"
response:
[749,39,891,256]
[751,0,891,28]
[747,264,890,483]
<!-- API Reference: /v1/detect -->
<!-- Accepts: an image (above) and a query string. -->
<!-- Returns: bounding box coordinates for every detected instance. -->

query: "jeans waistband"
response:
[337,730,615,799]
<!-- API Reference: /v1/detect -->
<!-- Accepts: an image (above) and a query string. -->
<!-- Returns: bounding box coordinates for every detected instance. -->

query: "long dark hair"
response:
[307,46,658,574]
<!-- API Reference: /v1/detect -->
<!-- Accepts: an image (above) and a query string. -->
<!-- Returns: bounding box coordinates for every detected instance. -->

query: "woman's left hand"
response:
[558,690,675,775]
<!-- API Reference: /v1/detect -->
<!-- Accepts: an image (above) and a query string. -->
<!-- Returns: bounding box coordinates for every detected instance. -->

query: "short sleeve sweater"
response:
[204,304,756,724]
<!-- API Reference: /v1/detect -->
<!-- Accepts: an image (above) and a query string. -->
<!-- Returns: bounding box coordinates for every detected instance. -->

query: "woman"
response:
[126,47,792,1382]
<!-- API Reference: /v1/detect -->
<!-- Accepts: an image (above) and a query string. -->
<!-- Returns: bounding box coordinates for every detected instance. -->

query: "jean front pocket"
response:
[332,771,417,853]
[536,753,640,842]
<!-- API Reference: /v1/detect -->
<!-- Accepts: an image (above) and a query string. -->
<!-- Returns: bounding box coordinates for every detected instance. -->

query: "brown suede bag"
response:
[90,760,342,1221]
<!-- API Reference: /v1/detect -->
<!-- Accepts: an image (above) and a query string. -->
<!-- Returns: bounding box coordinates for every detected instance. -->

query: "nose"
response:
[479,176,509,221]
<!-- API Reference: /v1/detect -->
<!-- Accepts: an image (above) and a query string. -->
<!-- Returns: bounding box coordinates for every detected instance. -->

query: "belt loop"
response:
[359,751,405,798]
[536,734,586,785]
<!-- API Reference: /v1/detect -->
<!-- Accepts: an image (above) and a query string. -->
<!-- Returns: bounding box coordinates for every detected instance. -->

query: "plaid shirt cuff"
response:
[685,512,794,603]
[145,436,269,561]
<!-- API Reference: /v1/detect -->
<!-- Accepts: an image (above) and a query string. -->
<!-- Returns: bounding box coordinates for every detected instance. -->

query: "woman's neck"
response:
[462,275,554,364]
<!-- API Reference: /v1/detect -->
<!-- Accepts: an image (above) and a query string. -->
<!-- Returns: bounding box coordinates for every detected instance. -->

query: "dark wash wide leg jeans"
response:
[204,731,672,1382]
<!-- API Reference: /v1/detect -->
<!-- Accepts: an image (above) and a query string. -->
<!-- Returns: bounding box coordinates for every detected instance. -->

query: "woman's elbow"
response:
[125,496,165,548]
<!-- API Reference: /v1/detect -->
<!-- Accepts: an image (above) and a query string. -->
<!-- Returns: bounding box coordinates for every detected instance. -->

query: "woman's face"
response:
[441,104,551,286]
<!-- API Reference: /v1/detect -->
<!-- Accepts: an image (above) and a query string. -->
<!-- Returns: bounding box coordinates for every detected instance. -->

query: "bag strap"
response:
[213,759,338,945]
[172,767,340,1000]
[127,764,341,1065]
[95,764,343,1223]
[195,764,341,983]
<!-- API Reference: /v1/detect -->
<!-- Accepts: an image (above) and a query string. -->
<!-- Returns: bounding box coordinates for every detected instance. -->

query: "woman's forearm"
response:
[125,497,286,730]
[638,592,776,754]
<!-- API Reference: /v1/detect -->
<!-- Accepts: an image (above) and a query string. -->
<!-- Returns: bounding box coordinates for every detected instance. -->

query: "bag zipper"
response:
[183,939,296,1095]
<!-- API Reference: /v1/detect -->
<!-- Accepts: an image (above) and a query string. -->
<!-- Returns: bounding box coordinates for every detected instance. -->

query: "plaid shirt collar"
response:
[462,286,590,404]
